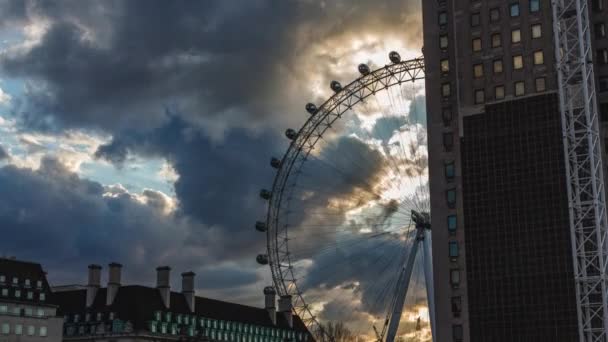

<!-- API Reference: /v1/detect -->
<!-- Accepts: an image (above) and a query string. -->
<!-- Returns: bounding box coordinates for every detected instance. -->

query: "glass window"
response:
[39,293,45,301]
[532,24,542,38]
[24,279,30,287]
[472,38,482,52]
[510,3,520,17]
[593,0,604,11]
[36,280,42,289]
[511,29,521,43]
[598,49,608,64]
[443,132,454,152]
[534,50,544,65]
[0,275,5,283]
[453,324,464,342]
[446,188,456,208]
[97,312,102,321]
[441,59,450,73]
[439,12,448,25]
[109,312,115,320]
[37,308,44,317]
[471,12,480,27]
[513,55,524,69]
[13,306,20,315]
[450,269,460,288]
[473,64,484,78]
[27,291,33,299]
[15,289,21,298]
[495,85,506,100]
[600,76,608,92]
[442,83,451,97]
[0,305,6,313]
[535,77,546,92]
[40,326,47,337]
[490,8,500,22]
[596,23,606,39]
[530,0,540,12]
[445,161,455,180]
[451,297,462,317]
[12,277,18,285]
[27,325,35,336]
[493,59,503,73]
[85,313,91,322]
[440,34,449,49]
[474,89,485,104]
[449,241,459,260]
[74,314,80,323]
[491,33,501,48]
[515,81,526,96]
[15,324,22,335]
[1,323,9,335]
[442,107,453,125]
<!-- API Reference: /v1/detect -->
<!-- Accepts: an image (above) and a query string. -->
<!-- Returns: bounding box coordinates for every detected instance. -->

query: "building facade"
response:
[422,0,608,341]
[51,264,312,342]
[0,258,63,342]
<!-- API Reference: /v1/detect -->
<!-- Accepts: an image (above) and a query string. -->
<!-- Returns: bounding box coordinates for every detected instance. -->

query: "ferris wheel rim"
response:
[264,57,426,340]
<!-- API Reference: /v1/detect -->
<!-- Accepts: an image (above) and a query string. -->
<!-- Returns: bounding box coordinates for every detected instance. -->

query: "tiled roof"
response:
[51,285,310,334]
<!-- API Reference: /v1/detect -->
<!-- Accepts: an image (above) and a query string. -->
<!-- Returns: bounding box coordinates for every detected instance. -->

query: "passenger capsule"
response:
[358,63,370,75]
[260,189,272,200]
[270,157,281,169]
[389,51,401,64]
[255,221,267,232]
[285,129,297,140]
[305,103,317,114]
[263,286,276,295]
[330,81,342,93]
[256,254,269,265]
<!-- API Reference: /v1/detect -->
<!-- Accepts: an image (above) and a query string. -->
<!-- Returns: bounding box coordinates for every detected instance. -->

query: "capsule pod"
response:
[330,80,342,93]
[285,129,297,140]
[260,189,272,200]
[389,51,401,64]
[358,63,370,75]
[270,157,281,169]
[255,221,267,232]
[256,254,269,265]
[305,103,317,114]
[263,286,276,295]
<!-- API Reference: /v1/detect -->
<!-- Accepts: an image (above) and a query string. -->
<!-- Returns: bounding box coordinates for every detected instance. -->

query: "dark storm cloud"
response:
[0,145,8,160]
[0,0,422,134]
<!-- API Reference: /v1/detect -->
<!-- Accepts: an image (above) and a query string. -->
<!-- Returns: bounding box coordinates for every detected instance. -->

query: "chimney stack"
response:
[156,266,171,308]
[181,271,195,312]
[106,263,122,306]
[278,295,293,328]
[86,264,102,308]
[264,286,277,325]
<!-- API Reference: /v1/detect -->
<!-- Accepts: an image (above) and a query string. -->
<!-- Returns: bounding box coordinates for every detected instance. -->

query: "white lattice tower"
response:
[552,0,608,340]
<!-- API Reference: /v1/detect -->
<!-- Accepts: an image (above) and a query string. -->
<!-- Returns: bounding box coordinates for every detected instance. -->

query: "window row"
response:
[0,323,47,337]
[473,78,547,104]
[438,0,541,28]
[68,312,115,323]
[441,52,544,78]
[147,322,303,342]
[0,305,45,317]
[0,276,43,288]
[0,287,46,301]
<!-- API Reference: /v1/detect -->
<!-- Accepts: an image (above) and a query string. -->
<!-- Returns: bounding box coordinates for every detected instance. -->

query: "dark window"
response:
[450,268,460,288]
[443,132,454,151]
[596,23,606,39]
[453,324,463,342]
[447,188,457,208]
[449,241,459,260]
[593,0,604,11]
[472,38,482,52]
[601,103,608,122]
[442,107,453,125]
[442,83,451,97]
[440,34,449,49]
[445,161,455,180]
[475,89,485,104]
[535,77,547,92]
[451,297,462,317]
[491,33,501,48]
[471,12,481,27]
[490,8,500,22]
[599,49,608,64]
[448,215,457,233]
[599,77,608,92]
[530,0,540,12]
[439,12,448,25]
[510,3,520,17]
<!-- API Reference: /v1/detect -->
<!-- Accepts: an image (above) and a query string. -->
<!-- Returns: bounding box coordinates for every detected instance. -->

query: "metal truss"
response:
[552,0,608,340]
[264,58,425,341]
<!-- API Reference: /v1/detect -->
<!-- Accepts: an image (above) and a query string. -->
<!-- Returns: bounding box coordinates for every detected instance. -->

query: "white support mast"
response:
[552,0,608,340]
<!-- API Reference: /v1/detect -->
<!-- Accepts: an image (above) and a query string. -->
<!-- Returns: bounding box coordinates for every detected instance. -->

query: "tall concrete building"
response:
[423,0,608,341]
[0,258,63,342]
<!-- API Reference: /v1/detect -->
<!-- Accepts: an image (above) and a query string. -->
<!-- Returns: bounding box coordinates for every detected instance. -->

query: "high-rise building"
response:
[0,257,64,342]
[423,0,608,341]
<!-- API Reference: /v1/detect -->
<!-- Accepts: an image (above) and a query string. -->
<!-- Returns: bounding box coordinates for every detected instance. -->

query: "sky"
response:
[0,0,426,339]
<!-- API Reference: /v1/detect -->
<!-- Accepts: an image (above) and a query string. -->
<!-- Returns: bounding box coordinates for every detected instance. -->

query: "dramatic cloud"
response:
[0,144,8,160]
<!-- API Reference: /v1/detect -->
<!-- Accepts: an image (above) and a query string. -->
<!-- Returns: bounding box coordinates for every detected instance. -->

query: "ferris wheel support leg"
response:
[385,230,424,342]
[423,229,435,341]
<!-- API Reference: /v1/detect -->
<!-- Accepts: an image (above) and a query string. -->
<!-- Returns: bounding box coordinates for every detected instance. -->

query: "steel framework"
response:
[552,0,608,340]
[264,58,425,341]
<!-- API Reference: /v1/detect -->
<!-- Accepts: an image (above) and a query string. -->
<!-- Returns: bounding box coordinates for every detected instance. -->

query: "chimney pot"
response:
[106,263,122,306]
[86,265,102,308]
[156,266,171,308]
[181,271,196,312]
[264,286,277,325]
[278,295,293,328]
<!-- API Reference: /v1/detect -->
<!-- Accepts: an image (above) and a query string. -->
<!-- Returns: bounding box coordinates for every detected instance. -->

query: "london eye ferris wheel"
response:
[257,52,432,342]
